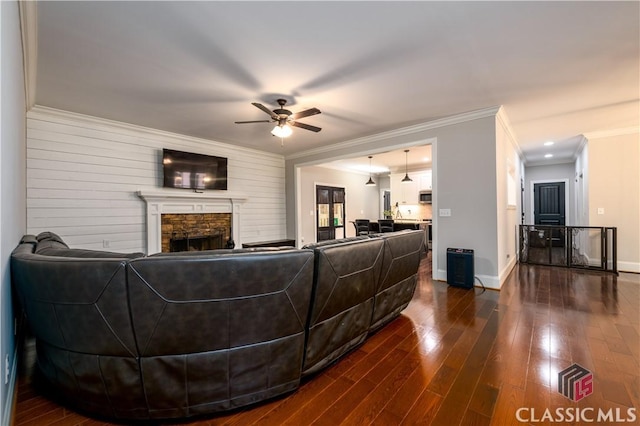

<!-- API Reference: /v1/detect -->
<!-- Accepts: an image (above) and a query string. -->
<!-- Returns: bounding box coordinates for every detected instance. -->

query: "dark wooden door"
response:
[534,182,565,226]
[534,181,565,248]
[316,185,345,241]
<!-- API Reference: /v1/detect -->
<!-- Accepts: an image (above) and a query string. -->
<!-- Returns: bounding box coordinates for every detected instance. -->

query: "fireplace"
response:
[161,213,231,253]
[137,190,246,255]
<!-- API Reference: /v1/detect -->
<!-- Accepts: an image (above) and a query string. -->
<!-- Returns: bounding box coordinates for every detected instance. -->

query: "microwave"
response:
[419,190,432,204]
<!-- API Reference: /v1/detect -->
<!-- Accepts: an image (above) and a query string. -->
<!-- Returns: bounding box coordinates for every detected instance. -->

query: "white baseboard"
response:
[1,346,18,426]
[587,257,638,273]
[434,268,447,282]
[618,261,640,274]
[499,256,517,286]
[435,269,501,290]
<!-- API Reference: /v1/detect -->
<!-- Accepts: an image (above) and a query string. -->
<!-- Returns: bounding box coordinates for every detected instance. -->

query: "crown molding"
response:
[571,135,588,161]
[28,105,284,160]
[583,126,640,140]
[19,0,38,109]
[286,106,501,161]
[496,106,524,160]
[524,159,577,167]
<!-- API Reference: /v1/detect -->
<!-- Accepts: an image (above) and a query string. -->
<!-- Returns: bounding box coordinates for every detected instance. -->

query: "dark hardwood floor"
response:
[13,256,640,425]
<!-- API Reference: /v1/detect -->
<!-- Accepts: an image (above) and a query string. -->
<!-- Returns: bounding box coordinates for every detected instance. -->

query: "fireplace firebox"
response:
[170,230,225,252]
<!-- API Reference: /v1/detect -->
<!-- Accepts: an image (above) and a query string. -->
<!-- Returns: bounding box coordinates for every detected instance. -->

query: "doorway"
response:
[382,190,391,218]
[316,185,345,241]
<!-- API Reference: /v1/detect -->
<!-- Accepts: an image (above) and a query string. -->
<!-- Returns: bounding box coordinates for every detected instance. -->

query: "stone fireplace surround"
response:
[161,213,231,253]
[137,190,247,255]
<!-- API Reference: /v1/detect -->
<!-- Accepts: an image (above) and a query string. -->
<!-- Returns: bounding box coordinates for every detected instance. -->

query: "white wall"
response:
[574,141,589,227]
[588,131,640,273]
[0,1,27,423]
[298,165,380,245]
[495,111,522,282]
[27,107,287,252]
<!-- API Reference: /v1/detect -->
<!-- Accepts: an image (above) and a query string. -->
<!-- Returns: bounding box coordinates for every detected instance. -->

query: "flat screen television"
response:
[162,148,228,190]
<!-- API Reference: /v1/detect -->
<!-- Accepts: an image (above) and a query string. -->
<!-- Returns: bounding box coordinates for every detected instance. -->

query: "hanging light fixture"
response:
[401,149,412,183]
[365,155,376,186]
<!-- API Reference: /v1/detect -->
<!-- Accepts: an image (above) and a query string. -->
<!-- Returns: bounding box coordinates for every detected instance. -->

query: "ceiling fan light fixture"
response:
[237,99,321,139]
[401,149,413,183]
[365,155,376,186]
[271,124,292,138]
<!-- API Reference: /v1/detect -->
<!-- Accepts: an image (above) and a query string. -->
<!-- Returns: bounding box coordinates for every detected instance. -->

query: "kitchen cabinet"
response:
[390,173,419,205]
[390,170,432,205]
[420,170,432,190]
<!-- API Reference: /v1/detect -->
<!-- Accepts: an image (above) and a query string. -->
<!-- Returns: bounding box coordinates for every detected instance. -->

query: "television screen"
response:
[162,148,228,190]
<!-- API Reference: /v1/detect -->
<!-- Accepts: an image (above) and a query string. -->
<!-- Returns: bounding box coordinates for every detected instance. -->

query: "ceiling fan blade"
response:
[252,102,278,119]
[234,120,272,124]
[291,107,321,120]
[291,121,322,132]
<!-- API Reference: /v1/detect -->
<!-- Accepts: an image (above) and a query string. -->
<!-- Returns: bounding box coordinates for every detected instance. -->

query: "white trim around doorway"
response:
[529,179,570,226]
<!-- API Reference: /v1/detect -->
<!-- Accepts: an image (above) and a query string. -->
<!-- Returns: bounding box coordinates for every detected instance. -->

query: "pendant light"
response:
[401,149,412,183]
[365,156,376,186]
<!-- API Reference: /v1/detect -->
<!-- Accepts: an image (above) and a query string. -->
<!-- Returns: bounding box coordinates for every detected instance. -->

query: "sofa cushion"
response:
[35,247,144,259]
[126,249,315,418]
[36,231,68,247]
[301,235,370,249]
[148,247,294,257]
[302,237,385,376]
[369,230,425,332]
[20,235,38,245]
[35,239,70,253]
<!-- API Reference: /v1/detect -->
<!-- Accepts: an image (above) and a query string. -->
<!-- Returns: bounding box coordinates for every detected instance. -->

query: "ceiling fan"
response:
[235,99,321,138]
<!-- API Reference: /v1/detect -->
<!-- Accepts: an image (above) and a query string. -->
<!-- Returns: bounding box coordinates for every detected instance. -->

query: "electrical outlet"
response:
[102,239,111,248]
[597,208,605,215]
[439,208,452,217]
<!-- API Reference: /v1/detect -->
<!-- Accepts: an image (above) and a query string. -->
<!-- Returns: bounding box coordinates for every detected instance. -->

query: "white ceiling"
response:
[33,1,639,170]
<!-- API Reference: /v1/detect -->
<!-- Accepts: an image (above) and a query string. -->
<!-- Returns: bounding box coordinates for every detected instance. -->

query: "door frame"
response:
[315,183,346,241]
[529,179,570,226]
[313,181,347,242]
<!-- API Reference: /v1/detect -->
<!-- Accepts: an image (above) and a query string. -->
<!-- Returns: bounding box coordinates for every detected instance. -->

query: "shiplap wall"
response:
[26,106,286,253]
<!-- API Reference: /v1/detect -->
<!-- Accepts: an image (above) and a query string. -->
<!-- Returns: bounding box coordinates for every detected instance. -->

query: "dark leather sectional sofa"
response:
[11,230,425,420]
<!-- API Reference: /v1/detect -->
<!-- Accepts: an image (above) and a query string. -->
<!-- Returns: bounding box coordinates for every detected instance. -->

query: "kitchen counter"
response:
[393,222,421,231]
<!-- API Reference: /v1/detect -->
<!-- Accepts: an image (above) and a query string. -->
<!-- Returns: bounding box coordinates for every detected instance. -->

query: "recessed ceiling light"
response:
[545,153,553,158]
[544,141,554,146]
[423,157,430,162]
